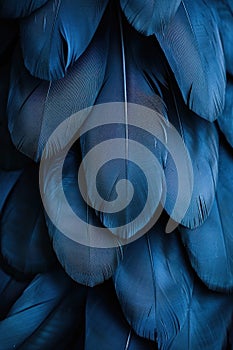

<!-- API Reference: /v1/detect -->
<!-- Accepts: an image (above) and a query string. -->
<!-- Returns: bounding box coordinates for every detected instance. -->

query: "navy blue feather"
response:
[162,76,219,229]
[120,0,181,35]
[113,217,193,347]
[170,280,233,349]
[218,76,233,147]
[20,0,108,80]
[0,269,73,349]
[45,148,122,287]
[8,10,109,161]
[0,169,21,212]
[180,135,233,291]
[85,281,156,349]
[0,164,57,275]
[213,0,233,76]
[155,0,225,121]
[0,0,48,18]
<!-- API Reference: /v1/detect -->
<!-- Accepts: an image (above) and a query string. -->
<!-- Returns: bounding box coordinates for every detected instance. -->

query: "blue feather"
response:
[20,0,108,80]
[218,76,233,147]
[0,269,74,349]
[85,281,156,349]
[180,135,233,291]
[7,9,109,161]
[45,148,122,287]
[120,0,181,35]
[113,217,194,347]
[155,0,226,121]
[162,76,219,229]
[0,164,57,275]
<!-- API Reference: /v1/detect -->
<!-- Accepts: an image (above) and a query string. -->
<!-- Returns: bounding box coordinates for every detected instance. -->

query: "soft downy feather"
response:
[120,0,181,35]
[180,134,233,292]
[85,280,156,350]
[155,0,225,121]
[7,7,110,161]
[113,216,194,348]
[20,0,108,80]
[0,164,57,275]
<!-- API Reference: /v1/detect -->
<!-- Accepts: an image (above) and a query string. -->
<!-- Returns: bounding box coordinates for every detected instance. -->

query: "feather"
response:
[44,147,122,287]
[163,75,219,229]
[85,281,156,350]
[0,164,57,275]
[7,8,109,161]
[155,0,225,121]
[113,216,194,347]
[0,269,74,349]
[0,169,21,212]
[19,284,86,350]
[20,0,108,80]
[213,0,233,76]
[0,63,31,171]
[180,135,233,291]
[79,13,168,240]
[0,0,48,18]
[170,279,233,350]
[0,267,30,320]
[120,0,181,35]
[218,76,233,147]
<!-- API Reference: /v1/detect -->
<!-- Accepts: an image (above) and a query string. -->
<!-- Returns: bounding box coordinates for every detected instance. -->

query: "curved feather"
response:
[0,169,21,212]
[155,0,225,121]
[170,280,233,349]
[113,217,194,346]
[218,77,233,147]
[213,0,233,76]
[85,281,156,349]
[180,136,233,291]
[8,10,109,161]
[0,0,48,18]
[44,148,122,287]
[79,14,168,240]
[120,0,181,35]
[0,267,30,320]
[20,0,108,80]
[163,77,219,229]
[0,269,73,349]
[19,284,86,350]
[0,164,57,275]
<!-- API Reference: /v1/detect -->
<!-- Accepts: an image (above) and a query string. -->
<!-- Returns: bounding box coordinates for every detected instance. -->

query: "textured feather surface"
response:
[85,281,156,350]
[113,217,193,347]
[0,269,74,349]
[163,77,219,229]
[0,0,48,18]
[79,14,168,240]
[156,0,225,121]
[8,10,109,161]
[45,148,122,287]
[20,0,108,80]
[0,164,56,275]
[213,0,233,76]
[170,280,233,350]
[180,136,233,291]
[218,77,233,147]
[120,0,181,35]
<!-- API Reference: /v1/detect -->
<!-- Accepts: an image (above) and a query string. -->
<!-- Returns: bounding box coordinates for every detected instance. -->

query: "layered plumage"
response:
[0,0,233,349]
